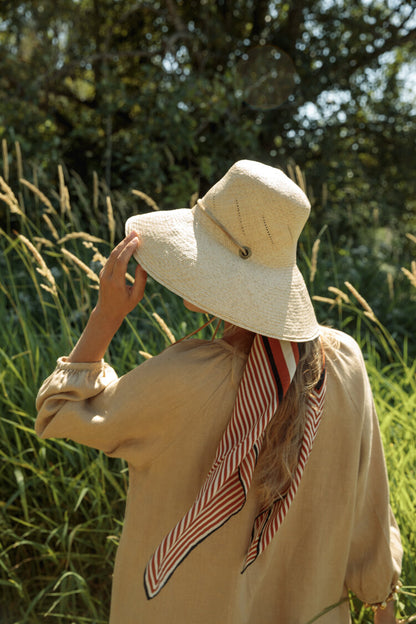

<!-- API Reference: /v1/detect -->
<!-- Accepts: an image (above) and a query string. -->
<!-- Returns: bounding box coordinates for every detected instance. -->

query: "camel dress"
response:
[35,327,402,624]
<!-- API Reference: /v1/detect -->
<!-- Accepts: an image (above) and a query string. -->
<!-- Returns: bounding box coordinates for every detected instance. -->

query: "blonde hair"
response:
[221,324,325,508]
[254,336,324,509]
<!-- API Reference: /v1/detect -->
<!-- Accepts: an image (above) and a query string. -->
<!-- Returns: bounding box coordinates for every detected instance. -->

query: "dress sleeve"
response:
[35,349,191,465]
[344,346,402,605]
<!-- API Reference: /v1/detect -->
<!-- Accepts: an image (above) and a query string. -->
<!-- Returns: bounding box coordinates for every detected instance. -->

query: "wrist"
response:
[68,307,123,363]
[91,305,125,333]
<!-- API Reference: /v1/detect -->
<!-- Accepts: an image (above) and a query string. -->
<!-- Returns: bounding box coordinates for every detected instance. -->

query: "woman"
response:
[36,160,402,623]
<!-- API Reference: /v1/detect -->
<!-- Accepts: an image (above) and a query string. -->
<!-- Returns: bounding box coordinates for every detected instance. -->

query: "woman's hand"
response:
[68,232,147,362]
[96,231,147,325]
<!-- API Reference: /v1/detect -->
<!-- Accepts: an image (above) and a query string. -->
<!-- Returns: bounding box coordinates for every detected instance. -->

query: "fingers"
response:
[96,232,147,320]
[112,234,140,280]
[102,231,139,278]
[130,263,148,302]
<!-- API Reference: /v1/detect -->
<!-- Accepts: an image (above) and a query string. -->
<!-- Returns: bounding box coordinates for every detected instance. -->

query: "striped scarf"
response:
[144,334,326,599]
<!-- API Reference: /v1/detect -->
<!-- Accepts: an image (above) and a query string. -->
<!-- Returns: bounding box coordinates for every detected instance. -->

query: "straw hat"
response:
[125,159,319,341]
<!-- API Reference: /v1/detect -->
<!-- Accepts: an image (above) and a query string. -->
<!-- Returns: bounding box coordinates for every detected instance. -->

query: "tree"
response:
[0,0,415,244]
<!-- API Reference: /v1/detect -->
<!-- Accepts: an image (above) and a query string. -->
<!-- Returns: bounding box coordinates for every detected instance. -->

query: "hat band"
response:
[196,199,252,259]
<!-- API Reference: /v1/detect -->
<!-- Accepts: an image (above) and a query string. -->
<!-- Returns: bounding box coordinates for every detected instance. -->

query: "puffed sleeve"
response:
[344,343,402,605]
[35,340,234,466]
[36,357,118,449]
[35,347,193,465]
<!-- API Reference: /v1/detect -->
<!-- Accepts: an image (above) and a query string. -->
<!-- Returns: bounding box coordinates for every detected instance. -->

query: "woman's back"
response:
[36,328,401,624]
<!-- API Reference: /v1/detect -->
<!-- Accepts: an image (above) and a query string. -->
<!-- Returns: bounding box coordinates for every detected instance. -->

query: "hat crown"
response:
[199,160,310,268]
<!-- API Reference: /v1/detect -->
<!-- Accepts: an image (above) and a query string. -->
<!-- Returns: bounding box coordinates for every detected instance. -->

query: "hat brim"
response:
[126,208,319,341]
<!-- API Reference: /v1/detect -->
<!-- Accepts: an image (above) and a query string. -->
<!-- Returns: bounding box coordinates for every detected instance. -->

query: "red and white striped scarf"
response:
[144,334,326,599]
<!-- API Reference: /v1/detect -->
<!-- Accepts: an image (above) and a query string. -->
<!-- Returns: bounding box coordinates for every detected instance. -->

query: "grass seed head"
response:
[0,177,24,215]
[20,178,56,214]
[152,312,176,344]
[15,141,23,181]
[58,164,71,214]
[401,266,416,289]
[42,213,59,240]
[328,286,350,303]
[2,138,9,182]
[131,189,160,211]
[61,248,100,284]
[106,196,116,245]
[310,238,320,283]
[312,295,336,306]
[18,233,58,295]
[33,236,54,248]
[59,232,104,244]
[344,281,376,319]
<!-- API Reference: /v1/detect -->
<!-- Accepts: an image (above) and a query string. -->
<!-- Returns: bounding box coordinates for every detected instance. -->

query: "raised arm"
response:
[68,231,147,363]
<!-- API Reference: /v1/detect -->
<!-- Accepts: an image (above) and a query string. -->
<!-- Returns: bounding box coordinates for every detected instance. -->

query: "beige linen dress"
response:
[35,327,402,624]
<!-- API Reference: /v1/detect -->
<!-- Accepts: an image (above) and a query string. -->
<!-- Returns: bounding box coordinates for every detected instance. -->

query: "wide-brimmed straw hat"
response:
[125,159,319,341]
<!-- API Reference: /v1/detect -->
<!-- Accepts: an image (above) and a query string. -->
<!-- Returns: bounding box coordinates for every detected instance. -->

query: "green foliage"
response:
[0,161,415,622]
[0,166,217,623]
[1,1,415,243]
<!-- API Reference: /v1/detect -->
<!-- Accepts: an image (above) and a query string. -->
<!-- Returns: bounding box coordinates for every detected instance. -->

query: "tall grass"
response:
[312,282,416,623]
[0,149,415,623]
[0,154,221,624]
